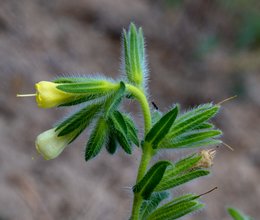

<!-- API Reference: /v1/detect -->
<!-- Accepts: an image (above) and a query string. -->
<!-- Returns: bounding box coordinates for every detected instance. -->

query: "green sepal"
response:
[167,104,219,138]
[105,81,125,118]
[55,103,102,141]
[58,94,106,107]
[138,27,145,66]
[123,29,131,83]
[105,131,118,155]
[85,117,108,161]
[109,111,132,154]
[53,77,92,83]
[130,23,142,84]
[145,106,179,149]
[161,129,222,149]
[122,113,139,147]
[140,191,169,220]
[133,161,172,200]
[56,80,117,94]
[228,208,253,220]
[146,199,203,220]
[155,169,210,191]
[123,23,146,87]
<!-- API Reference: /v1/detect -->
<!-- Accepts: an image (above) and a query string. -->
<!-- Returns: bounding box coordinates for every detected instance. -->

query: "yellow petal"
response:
[35,81,74,108]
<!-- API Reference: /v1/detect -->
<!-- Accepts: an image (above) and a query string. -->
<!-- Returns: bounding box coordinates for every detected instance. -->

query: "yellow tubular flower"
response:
[35,81,75,108]
[35,128,74,160]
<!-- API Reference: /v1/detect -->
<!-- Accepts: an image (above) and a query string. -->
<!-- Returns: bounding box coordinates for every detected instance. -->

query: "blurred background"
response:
[0,0,259,219]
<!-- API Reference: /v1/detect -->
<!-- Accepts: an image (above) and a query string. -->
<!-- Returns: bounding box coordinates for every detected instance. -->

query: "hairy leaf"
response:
[163,154,202,178]
[140,192,169,220]
[161,129,222,149]
[109,111,132,154]
[145,106,179,149]
[167,104,219,138]
[194,122,214,130]
[133,161,171,199]
[105,131,118,154]
[85,117,108,161]
[56,103,101,139]
[151,109,162,125]
[147,199,203,220]
[163,194,198,208]
[122,113,139,146]
[155,169,210,192]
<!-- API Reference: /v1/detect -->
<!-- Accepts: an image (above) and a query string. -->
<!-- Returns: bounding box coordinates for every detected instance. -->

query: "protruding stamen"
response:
[217,95,237,105]
[16,94,36,97]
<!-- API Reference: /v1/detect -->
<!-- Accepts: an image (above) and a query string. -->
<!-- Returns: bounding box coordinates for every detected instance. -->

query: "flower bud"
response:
[35,128,74,160]
[35,81,75,108]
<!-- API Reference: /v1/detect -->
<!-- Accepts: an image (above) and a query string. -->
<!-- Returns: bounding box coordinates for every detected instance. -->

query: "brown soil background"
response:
[0,0,259,219]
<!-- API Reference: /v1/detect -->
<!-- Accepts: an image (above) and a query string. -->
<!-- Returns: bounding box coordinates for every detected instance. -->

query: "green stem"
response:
[125,84,153,220]
[125,84,151,134]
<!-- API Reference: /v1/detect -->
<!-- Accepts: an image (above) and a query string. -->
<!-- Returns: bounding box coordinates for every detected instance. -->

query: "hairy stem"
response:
[125,84,151,134]
[126,84,153,220]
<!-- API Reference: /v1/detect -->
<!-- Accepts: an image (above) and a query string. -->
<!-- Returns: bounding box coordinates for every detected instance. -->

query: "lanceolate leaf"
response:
[56,103,102,138]
[140,191,169,220]
[167,104,219,138]
[145,106,179,149]
[163,194,198,208]
[110,110,127,133]
[163,154,202,178]
[155,169,210,192]
[174,103,214,124]
[161,129,222,149]
[228,208,253,220]
[151,110,162,125]
[194,122,214,130]
[146,199,203,220]
[109,111,132,154]
[106,131,118,155]
[122,113,139,146]
[133,161,172,199]
[85,117,108,161]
